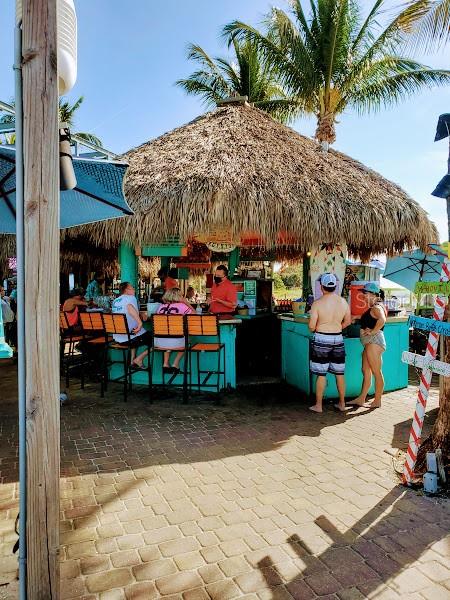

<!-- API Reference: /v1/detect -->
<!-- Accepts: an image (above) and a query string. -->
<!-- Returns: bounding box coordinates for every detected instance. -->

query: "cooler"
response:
[350,281,375,316]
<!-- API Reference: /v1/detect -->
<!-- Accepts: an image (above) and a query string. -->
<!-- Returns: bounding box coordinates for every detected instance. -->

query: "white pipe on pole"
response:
[13,19,27,600]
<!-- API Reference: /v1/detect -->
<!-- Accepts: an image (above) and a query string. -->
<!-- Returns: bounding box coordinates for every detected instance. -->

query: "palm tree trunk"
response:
[315,112,336,148]
[433,321,450,453]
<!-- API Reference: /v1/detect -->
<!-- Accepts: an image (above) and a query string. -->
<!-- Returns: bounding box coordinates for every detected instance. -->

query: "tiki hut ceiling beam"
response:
[64,103,438,257]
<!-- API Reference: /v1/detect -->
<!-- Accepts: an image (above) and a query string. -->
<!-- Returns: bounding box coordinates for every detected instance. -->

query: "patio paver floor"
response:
[0,361,449,599]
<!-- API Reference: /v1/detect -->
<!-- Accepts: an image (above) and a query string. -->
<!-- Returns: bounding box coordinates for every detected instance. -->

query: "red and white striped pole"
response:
[403,258,450,484]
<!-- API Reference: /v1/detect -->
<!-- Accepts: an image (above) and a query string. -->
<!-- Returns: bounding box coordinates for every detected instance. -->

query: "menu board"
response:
[244,280,257,297]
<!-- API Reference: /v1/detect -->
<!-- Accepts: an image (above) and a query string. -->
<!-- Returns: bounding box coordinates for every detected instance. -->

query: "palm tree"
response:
[58,96,102,146]
[176,36,300,124]
[224,0,450,147]
[0,96,102,146]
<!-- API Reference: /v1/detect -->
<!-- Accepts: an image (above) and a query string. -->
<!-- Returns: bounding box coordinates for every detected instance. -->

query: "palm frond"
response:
[351,0,385,52]
[398,0,450,51]
[348,66,450,112]
[178,29,294,122]
[74,132,103,147]
[253,98,306,123]
[59,96,84,126]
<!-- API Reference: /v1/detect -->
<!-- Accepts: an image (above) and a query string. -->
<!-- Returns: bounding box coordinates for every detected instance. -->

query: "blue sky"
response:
[0,0,448,240]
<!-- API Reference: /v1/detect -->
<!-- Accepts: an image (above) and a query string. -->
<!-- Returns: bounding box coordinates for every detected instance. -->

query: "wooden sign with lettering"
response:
[408,315,450,336]
[414,281,450,295]
[402,351,450,377]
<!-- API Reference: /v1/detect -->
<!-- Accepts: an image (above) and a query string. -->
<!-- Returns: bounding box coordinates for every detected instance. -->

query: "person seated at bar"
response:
[62,288,88,329]
[186,286,197,304]
[112,282,151,369]
[155,287,194,374]
[208,265,237,316]
[85,273,104,302]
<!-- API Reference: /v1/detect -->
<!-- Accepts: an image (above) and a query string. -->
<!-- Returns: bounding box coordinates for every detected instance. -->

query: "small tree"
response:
[273,272,286,291]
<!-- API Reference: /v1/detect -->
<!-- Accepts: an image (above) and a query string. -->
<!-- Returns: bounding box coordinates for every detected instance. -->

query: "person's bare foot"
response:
[131,359,145,369]
[348,396,366,406]
[309,405,322,413]
[367,399,381,408]
[334,403,349,412]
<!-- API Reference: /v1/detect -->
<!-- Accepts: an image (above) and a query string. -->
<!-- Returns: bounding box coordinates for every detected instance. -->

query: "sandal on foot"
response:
[131,361,146,370]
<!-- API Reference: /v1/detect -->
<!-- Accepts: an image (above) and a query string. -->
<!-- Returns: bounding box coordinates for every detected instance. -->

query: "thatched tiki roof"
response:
[68,102,437,257]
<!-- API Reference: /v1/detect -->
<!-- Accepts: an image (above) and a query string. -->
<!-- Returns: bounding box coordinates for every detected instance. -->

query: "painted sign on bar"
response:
[408,315,450,336]
[402,351,450,377]
[414,281,450,295]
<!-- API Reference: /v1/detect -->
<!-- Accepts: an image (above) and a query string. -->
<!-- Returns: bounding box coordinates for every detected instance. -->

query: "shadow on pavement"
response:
[257,487,449,598]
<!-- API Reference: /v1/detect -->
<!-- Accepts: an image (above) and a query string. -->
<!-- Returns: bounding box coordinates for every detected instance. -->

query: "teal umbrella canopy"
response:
[383,249,444,291]
[0,146,132,233]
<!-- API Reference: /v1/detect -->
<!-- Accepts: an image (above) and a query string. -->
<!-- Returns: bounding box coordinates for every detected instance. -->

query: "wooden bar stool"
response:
[102,313,151,402]
[150,314,188,403]
[59,311,85,389]
[186,314,225,395]
[79,312,110,396]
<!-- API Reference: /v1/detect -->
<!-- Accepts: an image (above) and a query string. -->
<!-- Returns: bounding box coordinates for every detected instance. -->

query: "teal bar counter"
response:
[109,319,240,391]
[280,315,409,398]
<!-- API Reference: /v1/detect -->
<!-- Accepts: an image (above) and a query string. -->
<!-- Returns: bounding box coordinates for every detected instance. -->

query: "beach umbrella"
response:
[434,113,450,142]
[431,174,450,199]
[383,249,444,291]
[0,146,132,234]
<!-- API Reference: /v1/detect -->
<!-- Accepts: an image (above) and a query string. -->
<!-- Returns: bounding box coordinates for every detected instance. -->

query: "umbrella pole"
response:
[14,18,27,600]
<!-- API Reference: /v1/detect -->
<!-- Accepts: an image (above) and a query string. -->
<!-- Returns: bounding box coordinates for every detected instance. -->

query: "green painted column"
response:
[228,247,240,279]
[119,242,138,290]
[160,256,170,270]
[0,305,13,359]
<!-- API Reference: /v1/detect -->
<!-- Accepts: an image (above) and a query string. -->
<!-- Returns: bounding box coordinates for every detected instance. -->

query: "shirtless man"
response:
[308,273,351,413]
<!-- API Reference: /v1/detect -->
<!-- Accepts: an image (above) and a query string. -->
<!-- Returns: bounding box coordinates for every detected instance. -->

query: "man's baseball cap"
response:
[321,273,337,290]
[361,282,380,295]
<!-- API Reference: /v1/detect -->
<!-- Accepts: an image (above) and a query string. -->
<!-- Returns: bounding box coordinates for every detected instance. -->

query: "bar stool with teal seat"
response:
[186,314,225,395]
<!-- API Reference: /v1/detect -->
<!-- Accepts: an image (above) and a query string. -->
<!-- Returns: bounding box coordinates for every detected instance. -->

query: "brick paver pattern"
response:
[0,363,449,599]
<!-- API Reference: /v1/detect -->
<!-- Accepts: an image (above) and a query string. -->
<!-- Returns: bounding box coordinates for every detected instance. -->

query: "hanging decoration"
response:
[310,244,347,299]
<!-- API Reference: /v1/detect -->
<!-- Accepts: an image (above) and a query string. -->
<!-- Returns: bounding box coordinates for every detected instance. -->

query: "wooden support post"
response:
[22,0,60,597]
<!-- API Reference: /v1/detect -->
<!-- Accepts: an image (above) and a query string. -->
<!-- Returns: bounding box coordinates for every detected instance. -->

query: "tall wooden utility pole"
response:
[22,0,60,597]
